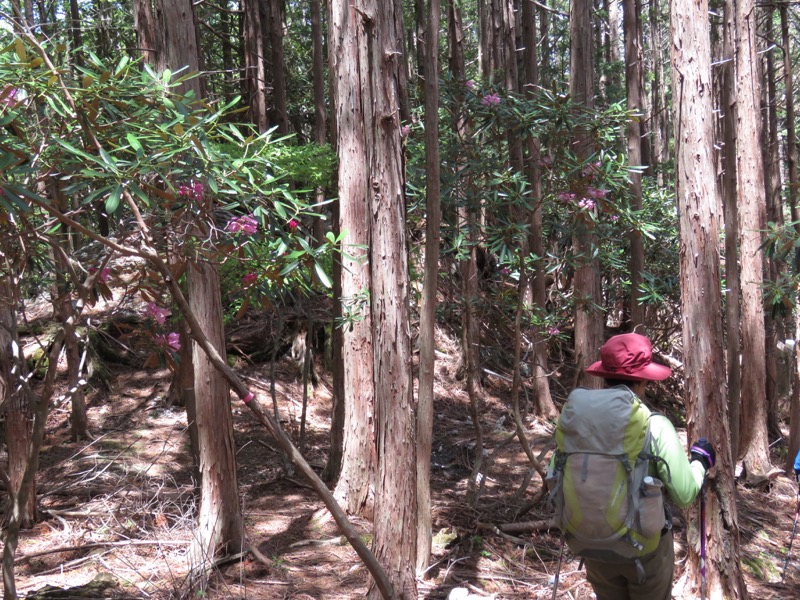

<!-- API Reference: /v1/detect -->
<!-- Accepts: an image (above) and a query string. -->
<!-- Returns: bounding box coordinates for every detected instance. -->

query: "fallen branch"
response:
[476,520,554,534]
[15,539,192,563]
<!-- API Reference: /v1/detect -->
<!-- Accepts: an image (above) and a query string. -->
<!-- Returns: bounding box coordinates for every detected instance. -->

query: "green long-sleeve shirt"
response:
[648,414,706,508]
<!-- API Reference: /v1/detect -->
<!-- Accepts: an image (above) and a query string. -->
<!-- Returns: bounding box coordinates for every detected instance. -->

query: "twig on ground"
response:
[15,540,192,563]
[255,438,281,454]
[498,519,554,533]
[247,544,269,565]
[289,536,346,548]
[475,522,530,546]
[26,549,114,577]
[451,570,542,588]
[451,575,495,597]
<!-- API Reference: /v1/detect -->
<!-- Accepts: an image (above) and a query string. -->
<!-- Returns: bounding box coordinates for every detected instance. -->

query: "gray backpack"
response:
[548,386,670,563]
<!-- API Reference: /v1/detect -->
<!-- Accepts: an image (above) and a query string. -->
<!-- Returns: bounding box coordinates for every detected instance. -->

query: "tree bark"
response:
[416,0,441,573]
[267,0,289,135]
[187,257,244,581]
[761,6,783,444]
[570,0,603,389]
[0,277,36,529]
[149,0,244,584]
[329,0,376,518]
[521,0,557,419]
[133,0,158,63]
[670,0,748,595]
[242,0,268,132]
[734,0,770,481]
[154,0,203,98]
[363,0,418,595]
[623,0,646,329]
[720,0,742,462]
[782,2,800,472]
[649,0,666,183]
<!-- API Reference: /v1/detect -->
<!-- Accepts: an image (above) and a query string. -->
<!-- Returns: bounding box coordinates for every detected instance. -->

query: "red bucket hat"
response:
[585,333,672,382]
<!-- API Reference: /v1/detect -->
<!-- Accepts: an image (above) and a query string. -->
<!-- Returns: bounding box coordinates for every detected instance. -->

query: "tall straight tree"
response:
[761,8,784,444]
[782,3,800,472]
[570,0,603,389]
[362,0,418,593]
[329,0,418,593]
[132,0,158,65]
[649,0,667,182]
[242,0,268,132]
[329,0,377,517]
[733,0,770,481]
[521,0,558,419]
[670,0,748,594]
[623,0,646,328]
[267,0,289,135]
[150,0,244,583]
[720,0,742,461]
[416,0,441,573]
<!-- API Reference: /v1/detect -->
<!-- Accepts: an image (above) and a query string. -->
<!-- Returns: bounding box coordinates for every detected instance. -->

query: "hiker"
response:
[794,448,800,482]
[548,332,715,600]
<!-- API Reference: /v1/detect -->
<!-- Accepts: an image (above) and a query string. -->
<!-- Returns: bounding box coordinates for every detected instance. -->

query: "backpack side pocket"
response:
[639,476,665,538]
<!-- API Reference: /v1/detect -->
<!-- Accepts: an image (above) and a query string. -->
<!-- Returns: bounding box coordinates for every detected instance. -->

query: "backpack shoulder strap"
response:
[642,413,672,484]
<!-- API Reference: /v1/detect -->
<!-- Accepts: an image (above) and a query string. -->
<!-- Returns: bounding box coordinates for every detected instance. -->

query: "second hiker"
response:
[548,332,715,600]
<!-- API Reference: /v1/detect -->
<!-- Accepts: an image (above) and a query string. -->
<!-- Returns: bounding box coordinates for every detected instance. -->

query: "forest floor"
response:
[8,314,800,599]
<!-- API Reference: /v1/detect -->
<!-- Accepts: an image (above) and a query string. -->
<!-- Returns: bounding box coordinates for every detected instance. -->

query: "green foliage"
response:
[405,75,680,338]
[1,35,339,337]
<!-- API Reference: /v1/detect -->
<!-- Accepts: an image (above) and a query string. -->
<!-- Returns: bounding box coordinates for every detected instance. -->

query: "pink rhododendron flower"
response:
[155,332,181,352]
[481,93,502,106]
[146,302,171,325]
[557,192,577,202]
[288,219,299,231]
[466,80,476,90]
[242,272,258,285]
[610,214,620,221]
[548,326,561,336]
[499,266,510,275]
[400,125,411,137]
[577,198,596,210]
[587,187,607,199]
[226,214,258,235]
[178,181,205,200]
[582,161,602,177]
[1,86,18,107]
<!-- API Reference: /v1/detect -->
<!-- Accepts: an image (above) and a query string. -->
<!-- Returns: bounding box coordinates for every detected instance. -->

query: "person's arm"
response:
[650,415,705,508]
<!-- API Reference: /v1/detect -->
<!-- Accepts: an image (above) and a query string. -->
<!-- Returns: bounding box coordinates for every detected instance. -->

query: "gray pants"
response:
[584,531,674,600]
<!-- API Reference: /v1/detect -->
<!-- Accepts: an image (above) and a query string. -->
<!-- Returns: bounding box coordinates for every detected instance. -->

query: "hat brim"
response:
[585,360,672,381]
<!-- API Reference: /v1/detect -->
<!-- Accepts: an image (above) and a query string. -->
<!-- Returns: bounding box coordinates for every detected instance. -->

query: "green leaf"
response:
[0,185,34,212]
[126,133,143,152]
[14,38,26,62]
[54,139,106,168]
[80,185,112,205]
[280,260,300,276]
[162,69,172,84]
[297,237,313,254]
[115,55,130,76]
[105,184,123,214]
[128,183,152,208]
[314,262,332,288]
[97,147,119,174]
